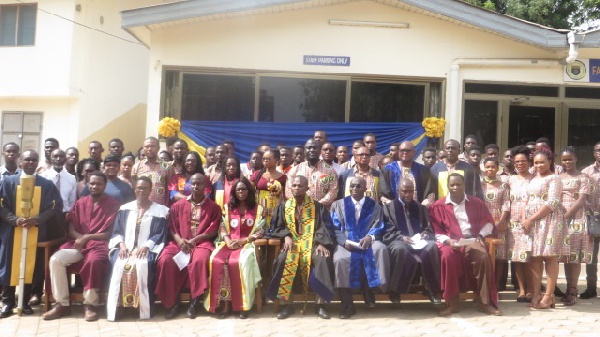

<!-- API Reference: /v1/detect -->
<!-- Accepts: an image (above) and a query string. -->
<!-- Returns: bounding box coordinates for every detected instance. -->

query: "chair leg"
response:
[255,283,262,313]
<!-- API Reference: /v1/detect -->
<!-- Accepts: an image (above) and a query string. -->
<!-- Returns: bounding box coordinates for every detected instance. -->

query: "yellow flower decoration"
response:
[422,117,446,138]
[158,117,181,138]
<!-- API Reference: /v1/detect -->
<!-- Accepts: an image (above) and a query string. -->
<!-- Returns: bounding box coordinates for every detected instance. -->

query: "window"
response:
[465,83,558,97]
[350,82,424,122]
[0,3,37,47]
[1,112,42,165]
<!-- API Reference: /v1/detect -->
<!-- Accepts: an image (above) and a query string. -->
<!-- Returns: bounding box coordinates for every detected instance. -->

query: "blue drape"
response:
[181,121,428,161]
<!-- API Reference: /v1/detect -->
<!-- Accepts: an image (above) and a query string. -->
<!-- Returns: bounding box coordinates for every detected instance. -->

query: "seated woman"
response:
[168,151,212,204]
[106,176,169,321]
[204,177,265,319]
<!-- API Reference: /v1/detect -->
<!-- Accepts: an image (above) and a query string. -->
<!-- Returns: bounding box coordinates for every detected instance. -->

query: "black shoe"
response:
[580,288,597,299]
[315,305,330,319]
[165,303,180,320]
[277,305,295,320]
[389,292,401,304]
[28,295,41,306]
[554,286,566,298]
[426,291,442,306]
[362,289,375,308]
[239,311,249,319]
[339,305,356,319]
[0,304,14,318]
[22,304,33,315]
[187,300,197,319]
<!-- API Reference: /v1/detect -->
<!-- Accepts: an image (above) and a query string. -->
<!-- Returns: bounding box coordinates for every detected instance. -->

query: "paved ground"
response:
[2,274,599,337]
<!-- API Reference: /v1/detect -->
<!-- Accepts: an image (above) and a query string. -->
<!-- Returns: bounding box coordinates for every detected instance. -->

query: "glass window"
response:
[568,108,600,168]
[180,74,255,121]
[463,100,497,148]
[508,106,555,148]
[0,4,36,46]
[350,82,424,122]
[258,77,345,122]
[565,87,600,99]
[465,83,558,97]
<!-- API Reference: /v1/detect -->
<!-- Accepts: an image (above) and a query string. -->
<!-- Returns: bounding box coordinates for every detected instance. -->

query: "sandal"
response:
[217,301,231,319]
[527,293,541,307]
[532,294,555,309]
[563,286,577,306]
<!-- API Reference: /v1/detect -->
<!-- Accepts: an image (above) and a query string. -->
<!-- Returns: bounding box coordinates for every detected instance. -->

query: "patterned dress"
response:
[526,174,565,258]
[132,158,174,206]
[560,174,593,263]
[250,172,287,230]
[507,175,534,262]
[482,179,510,260]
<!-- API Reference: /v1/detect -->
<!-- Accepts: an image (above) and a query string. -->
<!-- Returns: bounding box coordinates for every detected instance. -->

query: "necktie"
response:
[56,173,61,191]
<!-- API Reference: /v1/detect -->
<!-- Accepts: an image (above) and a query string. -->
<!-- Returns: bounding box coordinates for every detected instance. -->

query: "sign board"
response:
[303,55,350,66]
[564,59,600,83]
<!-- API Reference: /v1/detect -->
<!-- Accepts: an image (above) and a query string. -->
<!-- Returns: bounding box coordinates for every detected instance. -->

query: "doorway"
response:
[508,105,556,148]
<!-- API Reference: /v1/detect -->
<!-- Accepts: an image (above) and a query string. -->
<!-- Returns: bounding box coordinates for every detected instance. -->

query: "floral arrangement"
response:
[267,179,282,196]
[422,117,446,138]
[158,117,181,138]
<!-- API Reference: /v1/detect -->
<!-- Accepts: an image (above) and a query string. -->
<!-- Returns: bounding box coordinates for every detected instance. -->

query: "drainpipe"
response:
[445,58,562,142]
[566,31,585,64]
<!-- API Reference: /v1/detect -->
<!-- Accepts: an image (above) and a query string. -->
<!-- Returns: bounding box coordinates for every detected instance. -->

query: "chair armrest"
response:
[37,237,68,248]
[485,238,503,246]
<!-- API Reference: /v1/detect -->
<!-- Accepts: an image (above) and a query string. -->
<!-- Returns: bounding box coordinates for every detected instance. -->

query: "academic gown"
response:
[0,174,62,286]
[382,199,440,294]
[430,160,484,200]
[106,201,168,321]
[329,197,389,292]
[266,198,336,302]
[381,161,434,203]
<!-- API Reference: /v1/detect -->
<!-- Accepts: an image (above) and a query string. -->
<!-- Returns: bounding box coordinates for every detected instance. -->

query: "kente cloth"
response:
[106,201,168,321]
[0,174,62,286]
[266,197,335,302]
[430,160,484,200]
[59,195,120,291]
[285,161,338,207]
[80,178,135,205]
[382,199,440,294]
[167,174,213,205]
[211,178,236,211]
[329,197,388,290]
[132,159,174,206]
[381,161,435,203]
[204,205,265,312]
[154,197,221,309]
[338,168,382,202]
[429,196,498,308]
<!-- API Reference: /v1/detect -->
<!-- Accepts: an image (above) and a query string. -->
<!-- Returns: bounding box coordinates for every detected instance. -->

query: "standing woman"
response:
[522,146,564,309]
[168,151,212,203]
[212,156,241,210]
[204,178,265,318]
[481,158,510,288]
[118,153,136,188]
[559,147,593,306]
[250,149,287,228]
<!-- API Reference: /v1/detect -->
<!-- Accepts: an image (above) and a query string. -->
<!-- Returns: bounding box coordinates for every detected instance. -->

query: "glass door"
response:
[507,105,558,149]
[566,106,600,168]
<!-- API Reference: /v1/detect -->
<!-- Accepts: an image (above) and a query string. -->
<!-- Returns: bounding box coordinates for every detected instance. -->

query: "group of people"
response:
[0,130,597,322]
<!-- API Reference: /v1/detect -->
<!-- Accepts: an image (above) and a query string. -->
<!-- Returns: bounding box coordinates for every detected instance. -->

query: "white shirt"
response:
[435,195,493,244]
[41,167,76,212]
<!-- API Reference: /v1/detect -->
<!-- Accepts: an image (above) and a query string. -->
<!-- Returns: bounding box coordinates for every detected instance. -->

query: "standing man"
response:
[0,143,21,182]
[458,135,478,162]
[132,137,174,206]
[321,142,344,175]
[108,138,125,158]
[429,173,500,316]
[336,146,349,166]
[88,141,105,167]
[43,172,120,321]
[154,174,221,319]
[37,138,60,174]
[430,139,483,200]
[292,145,305,167]
[171,139,189,175]
[278,146,294,174]
[285,139,338,208]
[0,150,62,317]
[381,141,435,205]
[203,146,217,171]
[382,178,441,305]
[338,146,382,202]
[330,177,389,319]
[363,133,383,170]
[81,155,135,205]
[581,141,600,299]
[313,130,328,145]
[267,176,335,319]
[499,149,514,180]
[343,140,366,169]
[65,147,79,177]
[389,143,400,162]
[421,147,438,169]
[206,145,228,184]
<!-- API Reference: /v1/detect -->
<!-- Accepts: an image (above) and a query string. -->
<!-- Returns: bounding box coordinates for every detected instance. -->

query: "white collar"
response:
[445,194,468,206]
[351,196,365,207]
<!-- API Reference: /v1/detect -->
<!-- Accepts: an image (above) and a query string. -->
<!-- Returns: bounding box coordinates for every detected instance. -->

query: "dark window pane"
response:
[258,77,345,122]
[463,100,497,147]
[508,106,555,148]
[0,6,17,46]
[465,83,558,97]
[565,87,600,99]
[181,74,255,121]
[350,82,424,122]
[17,4,36,45]
[568,108,600,168]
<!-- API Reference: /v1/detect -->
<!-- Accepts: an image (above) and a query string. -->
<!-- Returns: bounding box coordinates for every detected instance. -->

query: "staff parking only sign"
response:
[304,55,351,66]
[564,59,600,83]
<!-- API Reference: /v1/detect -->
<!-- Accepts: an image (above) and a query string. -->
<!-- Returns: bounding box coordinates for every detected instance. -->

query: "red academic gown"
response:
[429,196,499,308]
[59,195,120,291]
[154,197,221,309]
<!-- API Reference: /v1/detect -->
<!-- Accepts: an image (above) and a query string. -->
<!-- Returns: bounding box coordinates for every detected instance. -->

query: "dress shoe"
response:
[277,305,295,319]
[239,311,249,319]
[426,291,442,306]
[165,303,180,320]
[478,303,502,316]
[84,305,99,322]
[187,299,197,319]
[438,305,456,317]
[28,295,41,306]
[362,289,376,308]
[339,305,356,319]
[0,304,14,318]
[42,303,72,321]
[314,305,330,319]
[388,292,401,304]
[22,304,34,315]
[580,288,597,299]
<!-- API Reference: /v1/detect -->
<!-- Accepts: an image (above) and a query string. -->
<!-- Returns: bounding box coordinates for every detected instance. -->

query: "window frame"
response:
[0,3,37,47]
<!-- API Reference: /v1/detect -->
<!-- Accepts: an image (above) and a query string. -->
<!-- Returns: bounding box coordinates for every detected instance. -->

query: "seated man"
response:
[154,173,221,319]
[106,177,169,321]
[429,173,501,316]
[266,175,335,320]
[382,178,441,305]
[330,177,389,319]
[43,171,120,321]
